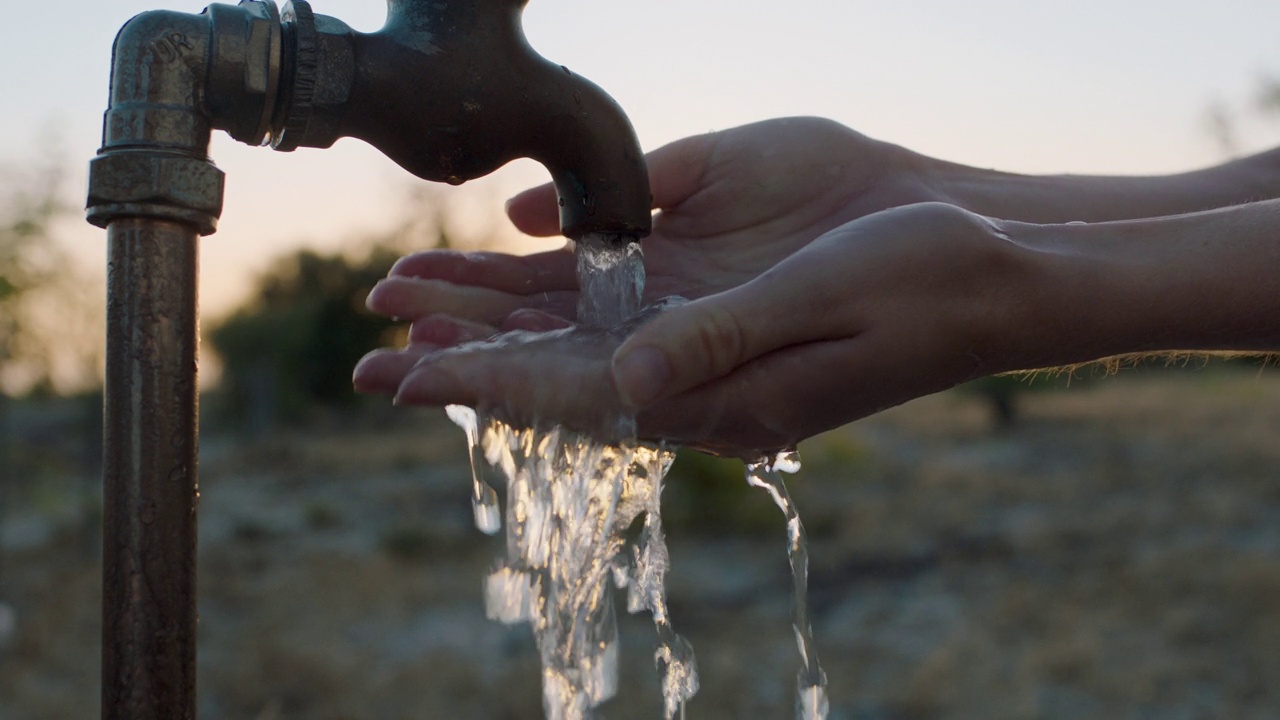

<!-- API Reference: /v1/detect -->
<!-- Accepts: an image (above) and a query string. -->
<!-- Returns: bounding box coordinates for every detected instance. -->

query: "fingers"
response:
[390,248,578,294]
[393,329,630,440]
[504,184,562,238]
[407,314,499,346]
[367,275,577,325]
[379,249,581,324]
[355,312,568,395]
[502,308,574,333]
[643,132,719,211]
[504,130,720,236]
[608,263,826,409]
[352,345,439,395]
[633,338,857,456]
[367,276,523,325]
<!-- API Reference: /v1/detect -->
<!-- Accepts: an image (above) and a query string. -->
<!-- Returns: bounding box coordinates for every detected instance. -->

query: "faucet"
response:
[84,2,650,717]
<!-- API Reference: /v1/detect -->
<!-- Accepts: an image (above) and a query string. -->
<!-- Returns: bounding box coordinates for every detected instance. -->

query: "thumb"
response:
[504,183,560,238]
[611,284,795,409]
[504,130,720,237]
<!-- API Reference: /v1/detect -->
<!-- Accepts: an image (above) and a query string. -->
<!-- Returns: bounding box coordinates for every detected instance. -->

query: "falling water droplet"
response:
[473,484,502,535]
[747,451,829,720]
[448,404,502,535]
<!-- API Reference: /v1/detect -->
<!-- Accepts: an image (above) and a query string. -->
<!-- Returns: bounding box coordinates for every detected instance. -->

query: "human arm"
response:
[364,117,1280,335]
[918,146,1280,223]
[357,199,1280,456]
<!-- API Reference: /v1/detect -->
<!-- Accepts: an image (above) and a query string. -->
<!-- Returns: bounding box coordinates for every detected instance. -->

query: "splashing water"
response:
[448,404,502,535]
[459,415,690,718]
[441,233,826,718]
[746,451,829,720]
[576,233,644,329]
[446,233,697,719]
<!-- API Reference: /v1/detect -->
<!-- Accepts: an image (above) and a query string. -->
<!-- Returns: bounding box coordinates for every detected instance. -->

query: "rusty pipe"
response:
[100,220,201,720]
[86,2,650,717]
[87,8,224,719]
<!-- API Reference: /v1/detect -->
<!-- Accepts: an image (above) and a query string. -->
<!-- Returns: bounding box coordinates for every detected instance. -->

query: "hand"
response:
[360,117,941,333]
[358,203,1041,456]
[355,117,948,402]
[355,107,1280,454]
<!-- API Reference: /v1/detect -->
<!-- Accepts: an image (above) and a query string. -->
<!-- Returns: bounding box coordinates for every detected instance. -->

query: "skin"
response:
[353,117,1280,457]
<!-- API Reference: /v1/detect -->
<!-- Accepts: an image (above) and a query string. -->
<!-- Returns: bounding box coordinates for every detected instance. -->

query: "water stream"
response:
[746,452,830,719]
[443,233,826,718]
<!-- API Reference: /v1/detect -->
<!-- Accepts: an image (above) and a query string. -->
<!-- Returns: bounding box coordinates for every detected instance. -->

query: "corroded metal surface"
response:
[87,152,225,235]
[102,219,200,720]
[91,7,223,719]
[88,2,653,718]
[270,0,651,240]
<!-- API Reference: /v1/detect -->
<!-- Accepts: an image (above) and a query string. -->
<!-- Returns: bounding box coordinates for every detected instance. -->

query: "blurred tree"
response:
[964,375,1023,429]
[1201,73,1280,159]
[1203,98,1239,157]
[0,154,104,597]
[0,164,83,395]
[1257,74,1280,116]
[209,245,403,428]
[207,191,468,429]
[0,159,102,465]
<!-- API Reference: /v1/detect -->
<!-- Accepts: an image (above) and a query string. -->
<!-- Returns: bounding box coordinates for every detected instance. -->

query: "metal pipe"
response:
[88,8,227,719]
[341,0,652,239]
[101,219,200,720]
[87,2,651,717]
[271,0,653,240]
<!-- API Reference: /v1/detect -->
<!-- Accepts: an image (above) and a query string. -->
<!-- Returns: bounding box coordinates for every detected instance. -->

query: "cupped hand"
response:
[362,117,942,329]
[357,203,1045,457]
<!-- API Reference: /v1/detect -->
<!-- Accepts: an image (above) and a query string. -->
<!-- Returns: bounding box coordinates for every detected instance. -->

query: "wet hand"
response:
[364,117,942,329]
[604,203,1035,452]
[357,203,1039,456]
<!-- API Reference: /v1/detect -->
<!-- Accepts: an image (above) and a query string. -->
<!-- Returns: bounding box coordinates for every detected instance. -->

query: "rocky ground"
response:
[3,367,1280,719]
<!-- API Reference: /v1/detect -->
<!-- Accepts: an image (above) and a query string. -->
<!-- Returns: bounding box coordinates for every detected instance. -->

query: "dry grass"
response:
[4,369,1280,718]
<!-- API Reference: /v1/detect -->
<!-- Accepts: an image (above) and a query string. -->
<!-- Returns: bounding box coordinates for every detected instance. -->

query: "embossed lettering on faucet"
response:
[152,32,194,64]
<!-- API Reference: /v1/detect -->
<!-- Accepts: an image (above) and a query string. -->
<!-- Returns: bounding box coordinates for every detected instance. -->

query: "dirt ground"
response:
[3,368,1280,719]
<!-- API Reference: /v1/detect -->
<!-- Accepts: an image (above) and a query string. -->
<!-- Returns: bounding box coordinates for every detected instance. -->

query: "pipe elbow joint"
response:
[102,9,214,151]
[91,8,226,233]
[96,1,652,241]
[103,1,296,151]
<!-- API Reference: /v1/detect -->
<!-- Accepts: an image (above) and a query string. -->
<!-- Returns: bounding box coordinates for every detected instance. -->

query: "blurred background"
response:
[4,1,1280,718]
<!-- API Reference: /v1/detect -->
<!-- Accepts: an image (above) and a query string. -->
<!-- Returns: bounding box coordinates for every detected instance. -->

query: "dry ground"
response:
[3,368,1280,719]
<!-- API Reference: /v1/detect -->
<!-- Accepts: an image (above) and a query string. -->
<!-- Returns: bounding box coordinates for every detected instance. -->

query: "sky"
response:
[6,0,1280,316]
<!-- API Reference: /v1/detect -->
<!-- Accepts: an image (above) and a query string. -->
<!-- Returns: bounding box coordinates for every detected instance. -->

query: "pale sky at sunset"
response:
[6,0,1280,316]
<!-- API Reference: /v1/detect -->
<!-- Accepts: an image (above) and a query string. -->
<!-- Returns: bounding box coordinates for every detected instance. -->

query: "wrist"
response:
[992,220,1147,370]
[997,202,1280,370]
[908,146,1280,224]
[1201,147,1280,204]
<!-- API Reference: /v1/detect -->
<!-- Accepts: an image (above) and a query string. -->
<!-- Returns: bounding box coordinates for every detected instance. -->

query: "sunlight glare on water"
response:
[446,405,502,535]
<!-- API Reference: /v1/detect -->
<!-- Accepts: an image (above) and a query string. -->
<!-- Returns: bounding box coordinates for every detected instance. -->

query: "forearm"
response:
[909,146,1280,224]
[999,199,1280,370]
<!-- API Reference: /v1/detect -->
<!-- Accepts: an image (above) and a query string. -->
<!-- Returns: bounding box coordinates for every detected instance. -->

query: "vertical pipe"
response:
[101,218,199,720]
